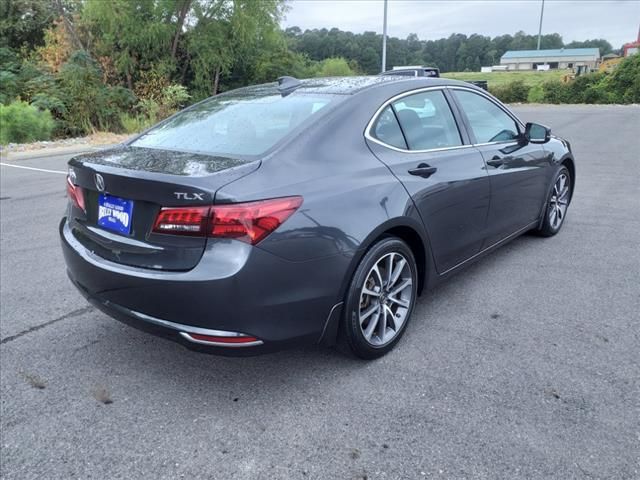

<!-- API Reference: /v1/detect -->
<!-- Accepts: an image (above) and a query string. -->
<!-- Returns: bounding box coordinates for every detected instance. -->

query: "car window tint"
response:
[392,91,461,150]
[454,90,520,143]
[132,93,340,156]
[372,105,407,149]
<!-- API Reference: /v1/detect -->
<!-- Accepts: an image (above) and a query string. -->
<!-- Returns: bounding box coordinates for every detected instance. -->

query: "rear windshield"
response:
[131,91,340,156]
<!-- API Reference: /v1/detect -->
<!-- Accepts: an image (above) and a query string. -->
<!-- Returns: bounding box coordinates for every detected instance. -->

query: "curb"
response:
[1,144,116,162]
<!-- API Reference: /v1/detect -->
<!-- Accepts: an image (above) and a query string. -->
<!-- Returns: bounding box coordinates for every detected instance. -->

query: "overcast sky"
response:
[283,0,640,49]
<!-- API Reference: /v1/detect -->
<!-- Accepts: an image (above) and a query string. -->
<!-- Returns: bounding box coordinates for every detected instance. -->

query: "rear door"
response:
[366,88,490,274]
[450,88,550,246]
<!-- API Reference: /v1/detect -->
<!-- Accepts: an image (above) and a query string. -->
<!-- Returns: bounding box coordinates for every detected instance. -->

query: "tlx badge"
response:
[174,192,205,201]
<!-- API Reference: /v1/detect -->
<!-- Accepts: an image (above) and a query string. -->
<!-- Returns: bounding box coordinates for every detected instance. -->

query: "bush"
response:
[316,57,355,77]
[0,101,54,144]
[489,80,530,103]
[0,71,19,104]
[57,51,137,135]
[573,73,611,103]
[119,113,154,134]
[102,86,137,131]
[30,92,66,116]
[57,51,108,135]
[527,83,545,103]
[124,84,190,134]
[607,54,640,103]
[541,79,570,104]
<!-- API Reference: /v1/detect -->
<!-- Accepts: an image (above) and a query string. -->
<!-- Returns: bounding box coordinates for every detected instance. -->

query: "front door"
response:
[450,89,550,246]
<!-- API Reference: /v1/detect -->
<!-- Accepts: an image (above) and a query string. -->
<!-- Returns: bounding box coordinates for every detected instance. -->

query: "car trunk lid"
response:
[66,146,260,271]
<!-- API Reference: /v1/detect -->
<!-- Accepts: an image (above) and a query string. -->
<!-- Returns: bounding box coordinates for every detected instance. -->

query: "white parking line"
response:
[0,162,67,175]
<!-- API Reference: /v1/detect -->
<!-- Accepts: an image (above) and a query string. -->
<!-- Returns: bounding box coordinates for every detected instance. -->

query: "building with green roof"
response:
[500,48,600,70]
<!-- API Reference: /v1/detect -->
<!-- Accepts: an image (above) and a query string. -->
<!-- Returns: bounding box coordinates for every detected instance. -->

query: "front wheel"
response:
[536,167,572,237]
[341,236,418,359]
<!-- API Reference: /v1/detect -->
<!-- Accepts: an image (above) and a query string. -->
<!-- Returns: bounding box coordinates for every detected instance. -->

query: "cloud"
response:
[283,0,640,48]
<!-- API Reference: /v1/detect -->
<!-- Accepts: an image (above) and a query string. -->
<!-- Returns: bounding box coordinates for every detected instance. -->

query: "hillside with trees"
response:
[0,0,636,144]
[284,27,615,74]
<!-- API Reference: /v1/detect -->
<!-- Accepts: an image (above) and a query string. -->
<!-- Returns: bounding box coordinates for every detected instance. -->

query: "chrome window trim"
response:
[367,136,475,154]
[474,140,520,148]
[365,86,468,154]
[365,84,526,154]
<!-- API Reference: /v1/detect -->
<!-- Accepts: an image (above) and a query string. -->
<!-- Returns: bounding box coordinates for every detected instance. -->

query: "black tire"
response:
[536,166,572,237]
[340,236,418,359]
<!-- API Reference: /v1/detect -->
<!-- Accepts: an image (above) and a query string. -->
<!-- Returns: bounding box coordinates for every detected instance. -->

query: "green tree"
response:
[186,0,284,98]
[565,39,613,56]
[81,0,174,89]
[0,0,57,50]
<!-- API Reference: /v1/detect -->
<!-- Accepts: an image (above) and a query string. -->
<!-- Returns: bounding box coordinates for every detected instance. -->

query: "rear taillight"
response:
[66,175,85,212]
[210,197,303,245]
[153,206,209,236]
[151,196,302,245]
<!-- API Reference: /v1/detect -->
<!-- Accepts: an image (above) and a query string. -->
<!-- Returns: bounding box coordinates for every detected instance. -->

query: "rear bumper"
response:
[60,217,347,354]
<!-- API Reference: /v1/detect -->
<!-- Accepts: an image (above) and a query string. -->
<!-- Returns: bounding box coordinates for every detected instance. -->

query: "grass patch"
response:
[443,70,569,88]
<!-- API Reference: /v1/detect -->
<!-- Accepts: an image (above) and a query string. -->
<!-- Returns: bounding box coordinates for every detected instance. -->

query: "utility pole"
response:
[381,0,388,72]
[536,0,545,50]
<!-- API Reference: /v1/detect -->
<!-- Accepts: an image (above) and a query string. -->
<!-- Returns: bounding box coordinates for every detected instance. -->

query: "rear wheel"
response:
[341,237,418,359]
[536,167,571,237]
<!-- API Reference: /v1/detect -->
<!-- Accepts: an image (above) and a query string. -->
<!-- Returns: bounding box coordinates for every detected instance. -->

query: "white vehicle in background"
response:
[380,66,440,77]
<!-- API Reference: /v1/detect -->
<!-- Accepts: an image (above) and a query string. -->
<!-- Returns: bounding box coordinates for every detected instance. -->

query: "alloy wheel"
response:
[548,172,570,230]
[358,252,414,347]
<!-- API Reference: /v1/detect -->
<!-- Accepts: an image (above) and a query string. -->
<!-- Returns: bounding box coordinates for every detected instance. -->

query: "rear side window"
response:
[371,106,407,149]
[392,91,462,150]
[132,92,339,156]
[453,90,520,143]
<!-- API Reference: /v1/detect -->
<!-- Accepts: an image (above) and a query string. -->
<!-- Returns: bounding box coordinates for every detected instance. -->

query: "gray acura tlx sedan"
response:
[60,75,575,359]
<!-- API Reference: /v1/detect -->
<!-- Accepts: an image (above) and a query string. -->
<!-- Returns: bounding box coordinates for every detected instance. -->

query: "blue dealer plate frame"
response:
[97,193,134,235]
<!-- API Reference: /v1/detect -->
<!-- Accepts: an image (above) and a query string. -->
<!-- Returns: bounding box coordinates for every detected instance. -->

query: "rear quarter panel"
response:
[215,87,428,302]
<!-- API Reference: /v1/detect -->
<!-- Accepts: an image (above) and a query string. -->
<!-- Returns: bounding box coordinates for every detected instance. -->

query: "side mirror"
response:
[525,122,551,144]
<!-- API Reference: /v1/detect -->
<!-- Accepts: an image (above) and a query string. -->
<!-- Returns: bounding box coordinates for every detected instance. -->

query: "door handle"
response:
[408,163,437,178]
[486,156,504,168]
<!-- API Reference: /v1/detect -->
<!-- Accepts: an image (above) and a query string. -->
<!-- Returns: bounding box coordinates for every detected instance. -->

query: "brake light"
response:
[66,175,85,212]
[153,206,209,235]
[151,197,302,244]
[210,197,302,245]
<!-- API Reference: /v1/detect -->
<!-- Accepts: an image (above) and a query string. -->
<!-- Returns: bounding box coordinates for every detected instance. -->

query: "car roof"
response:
[293,76,472,94]
[227,76,477,97]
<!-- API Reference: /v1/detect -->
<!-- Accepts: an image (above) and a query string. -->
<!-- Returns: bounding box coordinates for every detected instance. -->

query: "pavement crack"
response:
[0,306,94,345]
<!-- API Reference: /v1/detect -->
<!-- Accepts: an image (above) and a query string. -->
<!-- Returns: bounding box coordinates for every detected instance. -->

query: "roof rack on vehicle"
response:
[277,76,302,96]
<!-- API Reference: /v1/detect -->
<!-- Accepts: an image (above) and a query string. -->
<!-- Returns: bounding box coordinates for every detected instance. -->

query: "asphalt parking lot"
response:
[1,105,639,480]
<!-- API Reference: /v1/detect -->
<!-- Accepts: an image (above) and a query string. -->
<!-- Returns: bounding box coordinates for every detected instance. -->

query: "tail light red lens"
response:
[210,196,303,245]
[151,196,302,244]
[153,206,209,235]
[66,175,85,212]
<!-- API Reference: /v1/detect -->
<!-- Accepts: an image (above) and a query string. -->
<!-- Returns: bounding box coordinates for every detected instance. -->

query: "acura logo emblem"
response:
[94,173,105,192]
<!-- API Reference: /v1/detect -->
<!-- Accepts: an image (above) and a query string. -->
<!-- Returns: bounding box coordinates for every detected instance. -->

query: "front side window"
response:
[392,90,462,150]
[132,92,339,156]
[371,106,407,149]
[453,90,520,143]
